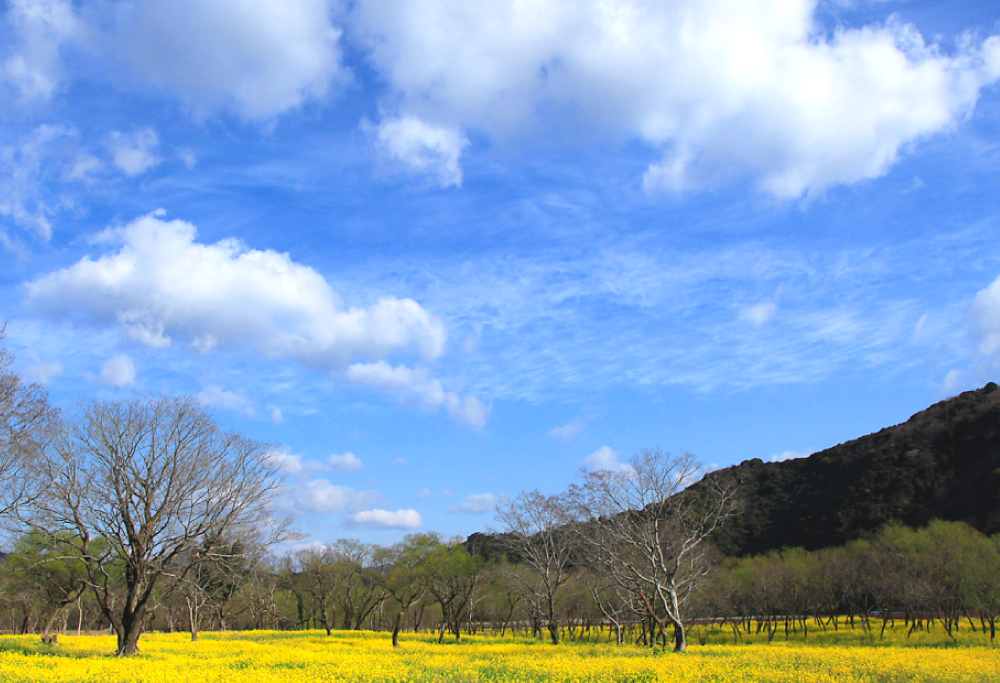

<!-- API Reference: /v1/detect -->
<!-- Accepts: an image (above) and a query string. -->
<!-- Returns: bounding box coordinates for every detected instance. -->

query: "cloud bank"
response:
[25,212,446,366]
[24,211,486,425]
[349,0,1000,197]
[4,1,1000,197]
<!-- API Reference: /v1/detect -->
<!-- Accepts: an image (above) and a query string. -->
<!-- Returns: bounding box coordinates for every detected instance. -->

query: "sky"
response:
[2,0,1000,548]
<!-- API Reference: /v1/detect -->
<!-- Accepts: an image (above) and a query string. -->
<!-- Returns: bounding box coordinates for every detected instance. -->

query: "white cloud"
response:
[20,350,62,385]
[99,353,135,388]
[770,449,813,463]
[367,116,469,187]
[392,457,408,466]
[67,154,102,181]
[197,385,253,416]
[548,418,584,441]
[94,0,346,120]
[296,479,384,515]
[3,1,345,119]
[740,301,778,327]
[327,451,363,472]
[109,128,161,176]
[972,274,1000,361]
[178,148,197,169]
[2,0,80,100]
[449,492,496,514]
[582,445,633,473]
[268,450,304,476]
[0,124,73,245]
[349,0,1000,198]
[344,508,422,530]
[266,404,284,423]
[25,212,447,368]
[941,369,968,394]
[347,361,488,427]
[414,487,429,500]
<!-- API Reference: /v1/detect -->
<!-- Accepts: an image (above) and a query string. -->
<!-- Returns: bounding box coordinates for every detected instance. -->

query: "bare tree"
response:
[0,326,58,516]
[570,449,738,651]
[20,395,287,655]
[494,490,579,644]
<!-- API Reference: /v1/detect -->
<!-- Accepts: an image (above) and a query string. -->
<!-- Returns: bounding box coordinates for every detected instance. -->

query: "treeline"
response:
[697,520,1000,642]
[4,520,998,649]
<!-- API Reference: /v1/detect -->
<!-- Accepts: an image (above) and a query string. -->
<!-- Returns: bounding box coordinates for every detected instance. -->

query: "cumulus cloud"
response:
[109,129,161,176]
[740,301,778,327]
[328,451,363,472]
[449,492,496,514]
[295,479,384,515]
[344,508,422,530]
[367,116,469,187]
[347,361,488,427]
[197,385,253,416]
[582,445,633,473]
[268,450,305,476]
[972,274,1000,361]
[349,0,1000,198]
[25,212,447,367]
[99,354,135,388]
[3,0,346,119]
[548,418,584,441]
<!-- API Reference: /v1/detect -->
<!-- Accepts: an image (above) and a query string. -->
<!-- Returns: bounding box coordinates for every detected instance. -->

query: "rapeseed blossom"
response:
[1,621,997,683]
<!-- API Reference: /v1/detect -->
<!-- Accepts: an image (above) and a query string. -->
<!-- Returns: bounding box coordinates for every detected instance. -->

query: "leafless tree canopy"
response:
[22,394,286,655]
[568,449,739,651]
[494,490,580,644]
[0,326,59,516]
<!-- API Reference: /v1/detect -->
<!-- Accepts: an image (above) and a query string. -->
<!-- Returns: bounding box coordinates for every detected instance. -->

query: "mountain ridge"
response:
[707,382,1000,556]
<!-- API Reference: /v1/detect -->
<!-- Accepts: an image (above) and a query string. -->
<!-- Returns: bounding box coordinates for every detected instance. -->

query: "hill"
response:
[708,382,1000,556]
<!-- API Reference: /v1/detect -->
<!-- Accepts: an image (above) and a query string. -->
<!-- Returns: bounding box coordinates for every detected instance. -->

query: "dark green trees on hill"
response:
[708,382,1000,556]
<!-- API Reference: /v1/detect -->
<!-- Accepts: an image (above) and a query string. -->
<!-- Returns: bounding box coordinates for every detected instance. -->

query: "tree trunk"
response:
[76,597,83,636]
[392,613,403,649]
[673,621,687,652]
[116,608,145,656]
[186,596,199,642]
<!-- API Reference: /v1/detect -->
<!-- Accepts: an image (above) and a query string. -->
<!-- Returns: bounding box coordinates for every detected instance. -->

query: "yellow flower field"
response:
[0,624,997,683]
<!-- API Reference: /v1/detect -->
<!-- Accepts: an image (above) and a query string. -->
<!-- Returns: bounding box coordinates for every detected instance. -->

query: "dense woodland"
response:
[2,331,1000,654]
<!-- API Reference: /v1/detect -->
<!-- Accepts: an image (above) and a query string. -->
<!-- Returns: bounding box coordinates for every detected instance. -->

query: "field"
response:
[0,622,997,683]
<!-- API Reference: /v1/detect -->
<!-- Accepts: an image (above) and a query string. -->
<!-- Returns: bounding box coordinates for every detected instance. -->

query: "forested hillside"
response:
[709,382,1000,556]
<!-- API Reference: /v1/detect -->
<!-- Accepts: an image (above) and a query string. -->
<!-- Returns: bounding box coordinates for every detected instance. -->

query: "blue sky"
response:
[2,0,1000,547]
